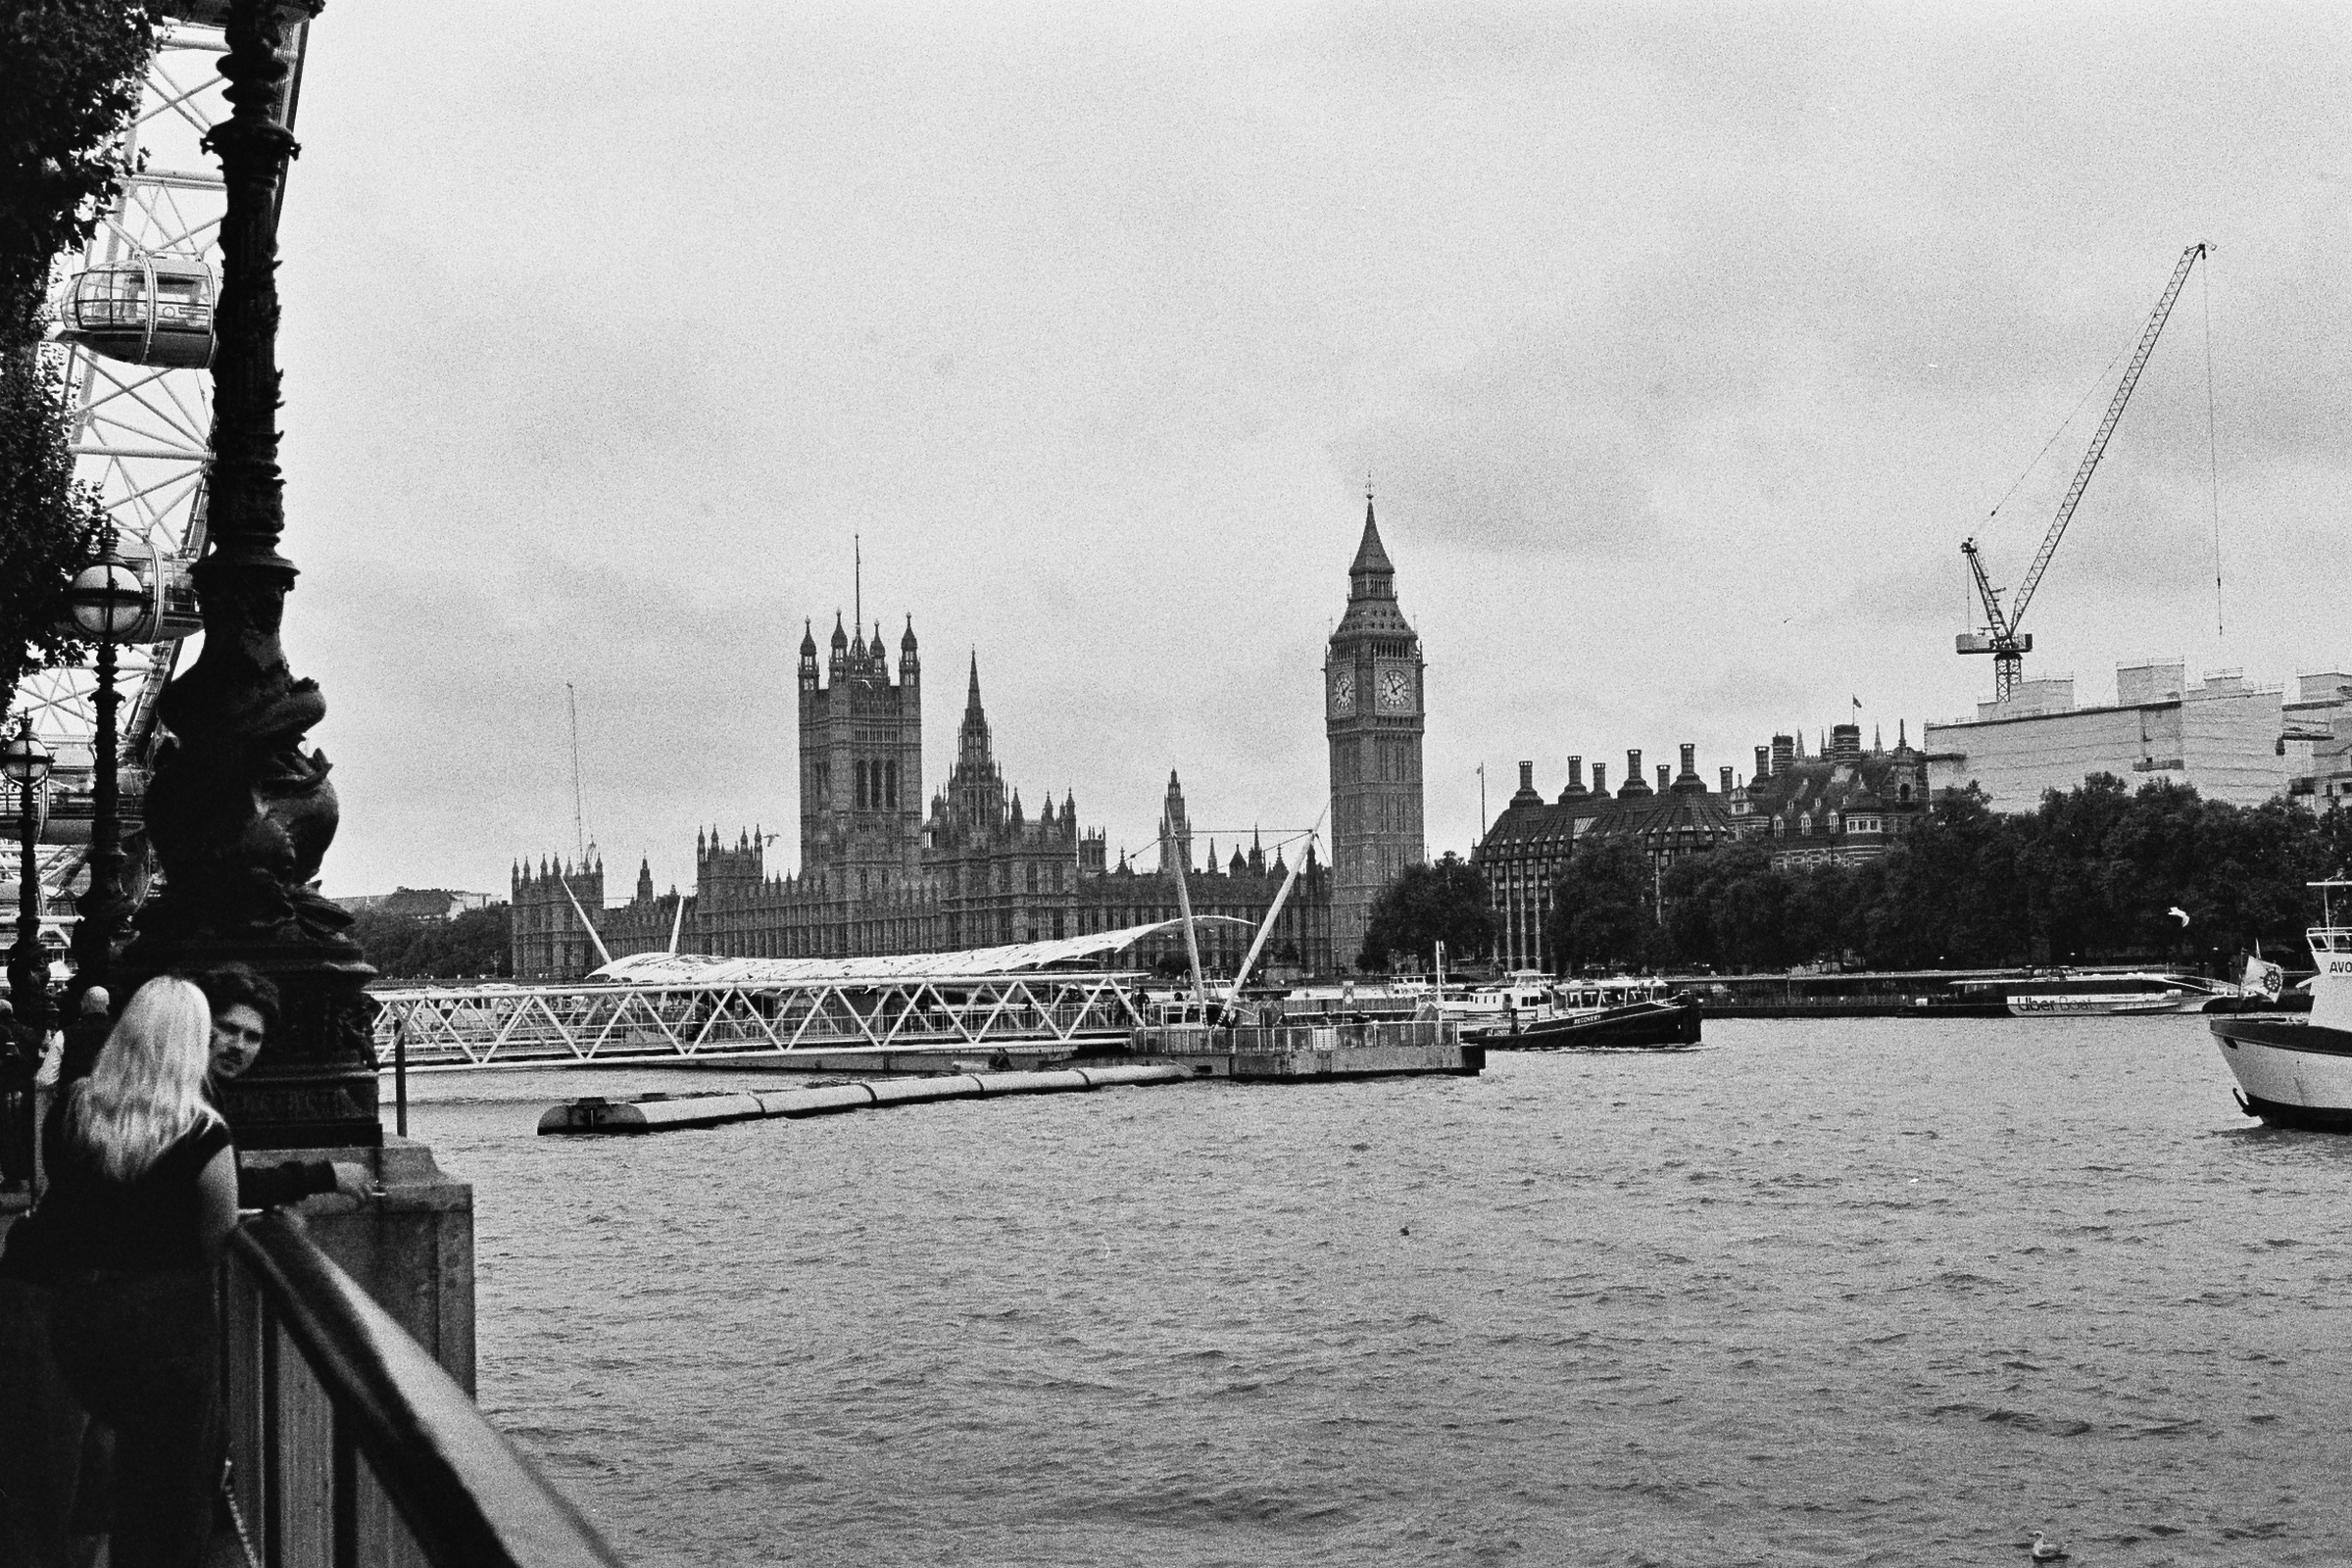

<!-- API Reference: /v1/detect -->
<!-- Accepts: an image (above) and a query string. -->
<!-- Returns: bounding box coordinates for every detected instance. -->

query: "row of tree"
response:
[1363,777,2352,975]
[347,905,514,980]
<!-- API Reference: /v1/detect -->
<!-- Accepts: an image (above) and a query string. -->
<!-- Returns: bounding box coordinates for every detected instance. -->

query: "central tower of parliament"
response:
[514,500,1427,978]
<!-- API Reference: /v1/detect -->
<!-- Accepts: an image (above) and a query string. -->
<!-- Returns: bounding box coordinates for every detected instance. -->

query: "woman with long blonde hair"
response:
[0,975,240,1566]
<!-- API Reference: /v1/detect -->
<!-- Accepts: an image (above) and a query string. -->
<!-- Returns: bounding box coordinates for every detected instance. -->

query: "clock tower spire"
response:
[1325,485,1425,970]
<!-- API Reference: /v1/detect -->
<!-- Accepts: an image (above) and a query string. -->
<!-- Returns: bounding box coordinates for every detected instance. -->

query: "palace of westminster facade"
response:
[512,500,1428,979]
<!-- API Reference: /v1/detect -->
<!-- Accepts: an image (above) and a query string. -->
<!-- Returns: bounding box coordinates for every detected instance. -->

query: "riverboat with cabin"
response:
[2210,881,2352,1131]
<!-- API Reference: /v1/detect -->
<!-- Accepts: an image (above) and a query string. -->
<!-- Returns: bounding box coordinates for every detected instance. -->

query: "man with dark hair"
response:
[183,963,372,1207]
[189,962,276,1082]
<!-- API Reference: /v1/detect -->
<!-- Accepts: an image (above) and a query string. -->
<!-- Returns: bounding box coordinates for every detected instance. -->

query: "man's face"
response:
[210,1003,266,1079]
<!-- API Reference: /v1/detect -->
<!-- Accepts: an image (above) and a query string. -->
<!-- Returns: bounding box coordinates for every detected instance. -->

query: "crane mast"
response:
[1959,242,2207,703]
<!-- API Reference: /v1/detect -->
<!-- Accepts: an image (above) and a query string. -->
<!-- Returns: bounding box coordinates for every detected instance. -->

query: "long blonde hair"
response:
[65,976,221,1182]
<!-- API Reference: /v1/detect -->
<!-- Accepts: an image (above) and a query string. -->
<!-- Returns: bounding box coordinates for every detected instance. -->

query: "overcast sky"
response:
[260,2,2352,899]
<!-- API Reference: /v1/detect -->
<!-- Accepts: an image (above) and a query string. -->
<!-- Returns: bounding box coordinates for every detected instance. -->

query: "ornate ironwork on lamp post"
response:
[64,534,149,1007]
[4,718,54,1042]
[117,0,379,1149]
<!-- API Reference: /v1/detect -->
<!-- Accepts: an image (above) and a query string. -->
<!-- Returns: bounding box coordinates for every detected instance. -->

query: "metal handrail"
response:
[229,1213,623,1567]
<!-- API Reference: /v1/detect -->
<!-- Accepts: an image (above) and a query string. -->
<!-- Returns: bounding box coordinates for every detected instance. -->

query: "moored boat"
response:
[2211,881,2352,1130]
[1936,969,2236,1016]
[1464,975,1701,1049]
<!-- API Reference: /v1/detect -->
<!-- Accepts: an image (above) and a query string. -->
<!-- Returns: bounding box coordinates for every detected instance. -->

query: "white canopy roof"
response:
[587,915,1252,987]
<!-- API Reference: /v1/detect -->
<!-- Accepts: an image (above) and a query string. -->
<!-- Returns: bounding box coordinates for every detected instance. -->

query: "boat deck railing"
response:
[222,1213,622,1567]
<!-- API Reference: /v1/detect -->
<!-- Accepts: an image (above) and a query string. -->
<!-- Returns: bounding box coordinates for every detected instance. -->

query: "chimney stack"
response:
[1831,722,1863,763]
[1720,766,1735,794]
[1627,749,1642,782]
[1755,745,1771,782]
[1657,763,1670,793]
[1771,733,1795,775]
[1567,756,1585,793]
[1519,760,1534,791]
[1592,761,1607,795]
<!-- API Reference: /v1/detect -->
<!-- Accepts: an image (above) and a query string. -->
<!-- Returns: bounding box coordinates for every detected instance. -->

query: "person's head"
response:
[78,986,109,1018]
[191,963,278,1079]
[69,976,218,1180]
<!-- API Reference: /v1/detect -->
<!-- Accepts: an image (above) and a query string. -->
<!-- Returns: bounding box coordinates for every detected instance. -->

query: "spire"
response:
[830,612,848,650]
[965,650,983,716]
[901,612,917,652]
[800,618,816,658]
[1348,488,1395,595]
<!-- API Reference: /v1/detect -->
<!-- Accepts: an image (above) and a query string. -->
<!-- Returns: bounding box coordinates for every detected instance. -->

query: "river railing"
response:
[222,1212,621,1567]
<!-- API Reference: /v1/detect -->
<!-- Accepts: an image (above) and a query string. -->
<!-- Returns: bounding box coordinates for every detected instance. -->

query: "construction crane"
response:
[1958,242,2207,703]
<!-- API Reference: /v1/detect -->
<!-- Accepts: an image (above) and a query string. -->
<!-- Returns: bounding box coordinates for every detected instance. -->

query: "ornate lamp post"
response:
[64,534,150,1006]
[4,719,55,1041]
[116,0,379,1149]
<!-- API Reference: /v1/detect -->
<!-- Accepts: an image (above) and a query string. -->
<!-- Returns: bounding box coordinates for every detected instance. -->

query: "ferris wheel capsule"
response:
[54,254,216,368]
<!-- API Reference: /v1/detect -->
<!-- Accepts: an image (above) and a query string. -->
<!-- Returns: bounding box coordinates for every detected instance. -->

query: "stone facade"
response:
[1326,496,1426,969]
[512,618,1334,980]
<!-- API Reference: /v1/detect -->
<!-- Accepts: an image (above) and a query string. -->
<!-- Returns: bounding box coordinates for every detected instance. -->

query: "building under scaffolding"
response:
[1924,662,2287,811]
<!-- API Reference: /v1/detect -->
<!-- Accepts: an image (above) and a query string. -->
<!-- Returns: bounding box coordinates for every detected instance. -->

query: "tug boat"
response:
[2210,881,2352,1131]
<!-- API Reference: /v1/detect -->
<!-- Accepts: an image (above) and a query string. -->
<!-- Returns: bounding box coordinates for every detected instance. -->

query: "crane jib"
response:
[1960,242,2207,677]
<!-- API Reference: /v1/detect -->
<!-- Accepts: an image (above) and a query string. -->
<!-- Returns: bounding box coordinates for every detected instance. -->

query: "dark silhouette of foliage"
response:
[350,904,513,980]
[1358,852,1494,971]
[2,0,158,704]
[1544,837,1658,973]
[1633,778,2352,974]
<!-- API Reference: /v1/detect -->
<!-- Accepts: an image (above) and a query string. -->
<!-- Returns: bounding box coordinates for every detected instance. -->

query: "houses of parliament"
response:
[511,498,1425,979]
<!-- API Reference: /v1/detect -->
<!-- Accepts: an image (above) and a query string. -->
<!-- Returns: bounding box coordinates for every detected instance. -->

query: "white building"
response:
[2284,670,2352,804]
[1924,661,2287,810]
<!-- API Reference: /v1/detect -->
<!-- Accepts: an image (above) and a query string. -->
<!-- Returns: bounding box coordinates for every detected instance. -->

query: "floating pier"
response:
[539,1022,1481,1135]
[539,1063,1186,1135]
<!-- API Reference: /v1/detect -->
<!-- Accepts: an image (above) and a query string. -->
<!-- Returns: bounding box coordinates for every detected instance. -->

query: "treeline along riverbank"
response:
[1547,774,2352,974]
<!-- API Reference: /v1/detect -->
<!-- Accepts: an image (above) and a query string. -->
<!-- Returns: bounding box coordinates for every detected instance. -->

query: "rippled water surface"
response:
[396,1019,2352,1566]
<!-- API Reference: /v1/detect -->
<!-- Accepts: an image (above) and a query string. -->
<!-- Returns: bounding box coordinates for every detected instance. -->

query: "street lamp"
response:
[4,717,55,1041]
[117,0,381,1151]
[66,534,150,1004]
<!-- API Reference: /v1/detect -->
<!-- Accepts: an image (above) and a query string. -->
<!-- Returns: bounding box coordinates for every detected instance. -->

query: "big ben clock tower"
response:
[1326,488,1425,969]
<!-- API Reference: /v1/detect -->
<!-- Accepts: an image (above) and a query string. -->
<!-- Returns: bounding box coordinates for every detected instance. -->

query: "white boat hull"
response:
[2210,1017,2352,1131]
[2008,993,2194,1017]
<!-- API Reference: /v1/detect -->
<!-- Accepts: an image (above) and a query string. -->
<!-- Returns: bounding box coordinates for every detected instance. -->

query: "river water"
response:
[395,1018,2352,1566]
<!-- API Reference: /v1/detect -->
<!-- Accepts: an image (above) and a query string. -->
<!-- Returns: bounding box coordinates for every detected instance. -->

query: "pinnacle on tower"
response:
[966,651,984,714]
[800,618,817,658]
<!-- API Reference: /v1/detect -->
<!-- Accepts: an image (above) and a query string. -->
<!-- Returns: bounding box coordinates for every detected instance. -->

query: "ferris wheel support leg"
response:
[115,0,378,1152]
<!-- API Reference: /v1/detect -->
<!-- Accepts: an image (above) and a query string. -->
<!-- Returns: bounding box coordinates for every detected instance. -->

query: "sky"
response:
[248,1,2352,899]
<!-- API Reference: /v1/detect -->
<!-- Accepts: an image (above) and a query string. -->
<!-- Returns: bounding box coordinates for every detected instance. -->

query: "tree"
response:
[1,0,159,702]
[1358,852,1494,972]
[348,904,514,980]
[1544,838,1657,973]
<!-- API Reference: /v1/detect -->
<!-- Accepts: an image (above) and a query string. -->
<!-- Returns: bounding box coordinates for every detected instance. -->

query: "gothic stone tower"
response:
[1325,493,1425,969]
[798,612,924,905]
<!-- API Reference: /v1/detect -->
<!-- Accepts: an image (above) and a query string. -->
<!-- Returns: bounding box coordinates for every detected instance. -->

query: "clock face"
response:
[1331,670,1355,713]
[1379,669,1411,710]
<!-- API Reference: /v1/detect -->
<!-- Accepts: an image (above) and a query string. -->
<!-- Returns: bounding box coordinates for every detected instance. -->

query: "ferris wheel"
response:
[10,4,313,937]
